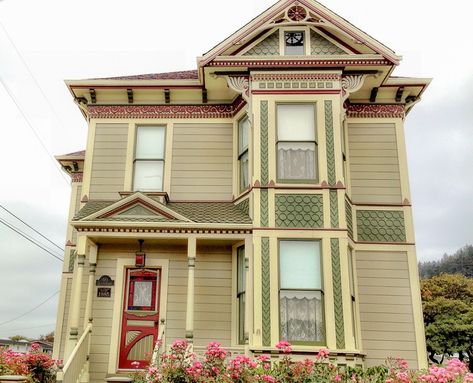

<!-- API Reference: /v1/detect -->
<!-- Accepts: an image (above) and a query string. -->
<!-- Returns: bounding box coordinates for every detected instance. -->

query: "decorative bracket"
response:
[341,74,367,106]
[226,76,250,103]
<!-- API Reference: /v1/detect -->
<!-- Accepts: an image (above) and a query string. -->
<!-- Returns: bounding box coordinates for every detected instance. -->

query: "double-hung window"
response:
[238,117,250,192]
[279,240,324,344]
[277,104,317,182]
[236,246,246,344]
[133,126,165,191]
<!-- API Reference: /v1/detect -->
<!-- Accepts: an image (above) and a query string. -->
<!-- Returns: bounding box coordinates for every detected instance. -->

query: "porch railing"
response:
[150,319,166,368]
[57,323,92,383]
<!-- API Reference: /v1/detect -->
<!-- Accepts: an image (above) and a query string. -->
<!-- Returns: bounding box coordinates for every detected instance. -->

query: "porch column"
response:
[64,236,87,358]
[185,237,196,343]
[83,244,98,328]
[244,236,253,348]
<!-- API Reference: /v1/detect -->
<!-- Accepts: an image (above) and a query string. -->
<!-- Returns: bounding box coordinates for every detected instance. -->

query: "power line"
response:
[0,204,64,252]
[0,291,59,327]
[0,217,63,262]
[0,75,71,186]
[0,20,67,134]
[2,323,56,333]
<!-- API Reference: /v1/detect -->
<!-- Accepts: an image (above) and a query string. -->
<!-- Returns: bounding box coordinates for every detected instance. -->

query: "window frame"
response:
[280,26,310,55]
[278,239,326,346]
[238,116,250,193]
[236,245,246,345]
[132,125,166,192]
[275,102,319,184]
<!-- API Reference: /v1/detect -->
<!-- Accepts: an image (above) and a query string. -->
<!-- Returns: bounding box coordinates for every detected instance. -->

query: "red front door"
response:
[119,268,161,369]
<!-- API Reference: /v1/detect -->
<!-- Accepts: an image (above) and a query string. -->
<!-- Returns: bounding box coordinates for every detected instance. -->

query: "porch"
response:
[57,233,252,383]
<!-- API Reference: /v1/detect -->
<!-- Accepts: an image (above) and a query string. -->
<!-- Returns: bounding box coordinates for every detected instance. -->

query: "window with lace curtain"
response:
[276,104,317,182]
[279,240,325,344]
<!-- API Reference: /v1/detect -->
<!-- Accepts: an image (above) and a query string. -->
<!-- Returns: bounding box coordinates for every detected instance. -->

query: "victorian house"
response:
[53,1,430,381]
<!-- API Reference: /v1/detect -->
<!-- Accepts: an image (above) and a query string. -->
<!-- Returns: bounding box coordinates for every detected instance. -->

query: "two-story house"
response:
[53,1,431,382]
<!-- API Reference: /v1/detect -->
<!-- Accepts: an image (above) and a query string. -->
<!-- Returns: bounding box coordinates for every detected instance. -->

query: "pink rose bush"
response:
[0,343,58,383]
[130,340,473,383]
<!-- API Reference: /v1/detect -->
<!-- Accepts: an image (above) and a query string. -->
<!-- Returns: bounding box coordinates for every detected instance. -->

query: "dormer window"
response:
[284,31,305,55]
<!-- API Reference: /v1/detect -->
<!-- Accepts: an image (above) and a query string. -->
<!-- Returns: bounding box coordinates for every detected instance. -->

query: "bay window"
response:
[276,104,317,182]
[133,126,165,191]
[238,116,250,192]
[279,240,324,344]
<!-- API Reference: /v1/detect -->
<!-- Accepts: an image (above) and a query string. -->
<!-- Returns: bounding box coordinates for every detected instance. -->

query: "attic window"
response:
[284,31,304,55]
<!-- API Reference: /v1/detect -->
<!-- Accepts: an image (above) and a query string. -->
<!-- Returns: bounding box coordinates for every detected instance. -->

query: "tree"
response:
[39,331,54,343]
[419,245,473,278]
[421,274,473,371]
[8,335,30,342]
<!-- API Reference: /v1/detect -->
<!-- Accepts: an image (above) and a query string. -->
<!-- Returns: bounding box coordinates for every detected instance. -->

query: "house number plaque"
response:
[97,287,111,298]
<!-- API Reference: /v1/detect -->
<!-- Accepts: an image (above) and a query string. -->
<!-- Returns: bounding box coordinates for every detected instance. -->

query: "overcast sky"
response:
[0,0,472,340]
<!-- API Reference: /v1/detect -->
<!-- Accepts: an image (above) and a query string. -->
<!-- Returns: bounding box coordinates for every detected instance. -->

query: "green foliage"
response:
[420,274,473,370]
[419,245,473,278]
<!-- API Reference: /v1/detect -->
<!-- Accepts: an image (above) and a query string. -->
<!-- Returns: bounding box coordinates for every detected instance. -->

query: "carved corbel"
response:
[341,74,367,106]
[226,76,252,122]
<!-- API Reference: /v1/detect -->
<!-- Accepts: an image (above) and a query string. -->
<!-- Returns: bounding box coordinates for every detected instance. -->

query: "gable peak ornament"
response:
[287,5,308,22]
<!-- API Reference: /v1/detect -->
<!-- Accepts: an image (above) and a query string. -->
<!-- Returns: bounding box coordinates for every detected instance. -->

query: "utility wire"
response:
[0,204,64,252]
[0,20,68,135]
[0,76,70,186]
[2,323,56,333]
[0,291,59,327]
[0,217,63,262]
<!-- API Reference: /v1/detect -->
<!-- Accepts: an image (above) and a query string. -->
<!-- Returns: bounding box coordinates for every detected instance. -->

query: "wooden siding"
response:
[58,278,72,359]
[85,244,232,381]
[89,123,128,200]
[347,123,402,204]
[171,124,233,201]
[355,251,418,368]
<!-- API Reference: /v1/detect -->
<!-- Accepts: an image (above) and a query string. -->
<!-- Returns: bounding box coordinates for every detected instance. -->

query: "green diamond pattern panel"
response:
[310,30,346,55]
[325,100,336,186]
[244,32,279,56]
[345,198,353,239]
[260,189,269,227]
[275,194,323,228]
[261,237,271,347]
[356,210,406,242]
[331,238,345,349]
[260,101,269,185]
[68,249,77,272]
[330,190,339,228]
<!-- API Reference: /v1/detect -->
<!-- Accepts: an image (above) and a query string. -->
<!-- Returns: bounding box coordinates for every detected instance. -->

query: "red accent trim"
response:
[252,89,340,95]
[88,96,245,119]
[317,27,361,54]
[99,199,176,219]
[347,103,405,118]
[208,58,391,67]
[251,73,341,81]
[254,227,347,231]
[71,85,202,90]
[71,173,83,183]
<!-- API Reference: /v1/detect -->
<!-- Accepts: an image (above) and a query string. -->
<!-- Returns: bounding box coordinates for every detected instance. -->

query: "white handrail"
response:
[60,323,92,383]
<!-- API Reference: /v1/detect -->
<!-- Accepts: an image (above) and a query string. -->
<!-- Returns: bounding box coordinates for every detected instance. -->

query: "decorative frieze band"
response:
[208,58,392,67]
[76,227,252,235]
[88,96,245,119]
[251,73,341,81]
[71,172,83,183]
[347,104,405,118]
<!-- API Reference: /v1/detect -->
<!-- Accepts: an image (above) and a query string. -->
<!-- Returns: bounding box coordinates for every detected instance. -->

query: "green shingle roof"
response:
[73,200,251,225]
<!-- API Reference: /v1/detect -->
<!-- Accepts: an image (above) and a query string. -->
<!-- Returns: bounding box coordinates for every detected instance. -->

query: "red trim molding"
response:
[88,96,245,119]
[347,104,405,118]
[251,73,341,81]
[252,89,340,95]
[208,58,392,68]
[76,227,252,234]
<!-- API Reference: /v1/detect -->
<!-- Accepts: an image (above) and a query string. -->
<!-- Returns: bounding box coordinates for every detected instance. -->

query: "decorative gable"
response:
[116,204,167,218]
[243,31,279,56]
[310,29,346,55]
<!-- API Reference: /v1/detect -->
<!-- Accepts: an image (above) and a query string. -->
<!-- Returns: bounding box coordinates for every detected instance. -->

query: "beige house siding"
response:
[89,123,128,200]
[171,123,233,201]
[355,251,418,368]
[347,123,402,204]
[58,278,73,359]
[86,244,231,381]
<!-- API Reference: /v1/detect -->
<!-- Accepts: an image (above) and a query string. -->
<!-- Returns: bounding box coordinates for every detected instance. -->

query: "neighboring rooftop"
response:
[91,70,199,81]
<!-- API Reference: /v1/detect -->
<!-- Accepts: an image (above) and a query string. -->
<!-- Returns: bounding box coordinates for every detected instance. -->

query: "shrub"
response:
[128,340,473,383]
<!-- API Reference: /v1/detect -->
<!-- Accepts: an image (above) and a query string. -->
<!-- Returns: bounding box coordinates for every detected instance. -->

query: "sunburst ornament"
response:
[287,5,308,22]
